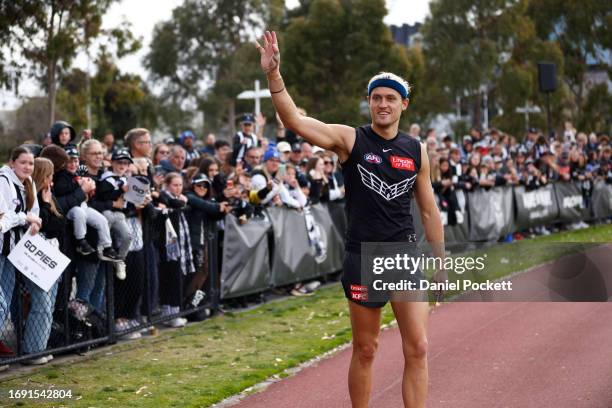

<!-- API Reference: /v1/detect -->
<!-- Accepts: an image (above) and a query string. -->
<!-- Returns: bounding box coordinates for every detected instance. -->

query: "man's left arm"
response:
[414,143,444,249]
[413,143,446,290]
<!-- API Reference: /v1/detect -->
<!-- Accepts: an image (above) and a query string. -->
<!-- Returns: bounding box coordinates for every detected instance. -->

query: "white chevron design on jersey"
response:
[357,164,417,201]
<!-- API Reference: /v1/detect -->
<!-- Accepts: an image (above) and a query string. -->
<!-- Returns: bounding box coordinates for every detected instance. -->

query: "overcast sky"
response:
[0,0,431,110]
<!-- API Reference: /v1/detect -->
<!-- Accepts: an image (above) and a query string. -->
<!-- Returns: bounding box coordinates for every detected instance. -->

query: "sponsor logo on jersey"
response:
[390,155,415,171]
[364,153,382,164]
[350,284,368,292]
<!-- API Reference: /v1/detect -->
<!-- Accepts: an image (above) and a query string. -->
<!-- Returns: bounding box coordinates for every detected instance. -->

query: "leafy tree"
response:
[11,97,66,143]
[57,51,157,139]
[491,11,567,137]
[146,0,271,136]
[578,83,612,133]
[1,1,140,125]
[528,0,611,131]
[421,0,531,128]
[282,0,411,126]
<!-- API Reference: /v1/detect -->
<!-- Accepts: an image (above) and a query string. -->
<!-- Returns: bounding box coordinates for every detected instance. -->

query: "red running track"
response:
[233,302,612,408]
[232,244,612,408]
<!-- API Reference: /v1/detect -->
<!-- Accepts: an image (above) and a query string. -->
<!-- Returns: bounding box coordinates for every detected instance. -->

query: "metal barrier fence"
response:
[0,218,220,366]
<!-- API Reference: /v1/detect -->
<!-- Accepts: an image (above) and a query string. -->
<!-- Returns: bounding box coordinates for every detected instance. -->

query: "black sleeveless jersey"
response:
[341,125,422,252]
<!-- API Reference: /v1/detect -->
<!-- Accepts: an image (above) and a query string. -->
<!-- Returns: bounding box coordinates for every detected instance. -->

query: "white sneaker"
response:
[115,261,126,280]
[121,331,142,340]
[21,356,48,365]
[163,317,186,328]
[304,280,321,292]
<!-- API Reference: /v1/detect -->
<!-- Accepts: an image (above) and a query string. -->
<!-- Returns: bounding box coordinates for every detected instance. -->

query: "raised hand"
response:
[255,31,280,75]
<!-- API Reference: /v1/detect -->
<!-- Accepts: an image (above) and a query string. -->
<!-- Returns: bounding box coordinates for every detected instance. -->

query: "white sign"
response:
[124,176,150,205]
[8,232,70,292]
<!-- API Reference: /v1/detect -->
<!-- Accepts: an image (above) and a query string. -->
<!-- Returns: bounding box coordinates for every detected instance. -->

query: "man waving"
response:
[256,31,444,408]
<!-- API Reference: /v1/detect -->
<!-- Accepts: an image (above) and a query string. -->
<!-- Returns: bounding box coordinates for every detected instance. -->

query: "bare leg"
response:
[348,300,382,408]
[390,301,430,408]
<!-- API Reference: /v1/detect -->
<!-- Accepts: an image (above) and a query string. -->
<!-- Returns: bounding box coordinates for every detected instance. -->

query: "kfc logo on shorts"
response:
[364,153,382,164]
[390,155,415,171]
[350,284,368,301]
[351,291,368,301]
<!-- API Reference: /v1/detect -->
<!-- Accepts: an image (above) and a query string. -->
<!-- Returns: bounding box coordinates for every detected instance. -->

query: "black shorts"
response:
[341,251,426,308]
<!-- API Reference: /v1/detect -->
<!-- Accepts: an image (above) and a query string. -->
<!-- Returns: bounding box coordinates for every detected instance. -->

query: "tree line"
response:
[1,0,609,146]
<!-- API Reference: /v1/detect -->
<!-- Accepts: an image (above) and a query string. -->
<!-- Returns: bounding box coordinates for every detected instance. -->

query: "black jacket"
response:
[50,121,76,147]
[52,169,87,213]
[185,191,224,248]
[156,190,188,263]
[38,192,67,244]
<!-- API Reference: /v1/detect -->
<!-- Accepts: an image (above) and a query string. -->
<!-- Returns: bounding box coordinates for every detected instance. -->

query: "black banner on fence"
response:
[514,184,558,230]
[468,186,514,241]
[310,203,345,275]
[590,181,612,220]
[221,215,271,299]
[267,206,319,286]
[554,182,589,223]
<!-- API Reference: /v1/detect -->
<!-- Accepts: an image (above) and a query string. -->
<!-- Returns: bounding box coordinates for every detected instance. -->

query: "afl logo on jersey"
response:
[363,153,382,164]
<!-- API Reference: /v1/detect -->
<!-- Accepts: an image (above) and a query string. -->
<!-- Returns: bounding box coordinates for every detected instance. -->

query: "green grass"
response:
[0,224,610,407]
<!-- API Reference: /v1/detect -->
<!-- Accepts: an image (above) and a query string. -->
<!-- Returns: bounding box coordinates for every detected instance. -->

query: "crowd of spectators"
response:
[425,124,610,231]
[0,111,609,368]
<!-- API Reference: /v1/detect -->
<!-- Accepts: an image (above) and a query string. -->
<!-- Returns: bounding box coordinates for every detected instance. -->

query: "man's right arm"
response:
[258,31,354,162]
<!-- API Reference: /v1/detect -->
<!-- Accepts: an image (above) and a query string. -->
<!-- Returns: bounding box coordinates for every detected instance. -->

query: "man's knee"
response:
[403,337,428,361]
[353,339,378,365]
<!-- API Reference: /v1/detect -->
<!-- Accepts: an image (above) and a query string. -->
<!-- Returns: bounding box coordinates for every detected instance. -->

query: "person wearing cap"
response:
[288,143,302,165]
[96,149,136,279]
[461,135,473,159]
[538,150,559,182]
[287,143,310,188]
[49,121,77,148]
[276,141,291,163]
[257,31,444,407]
[249,147,282,208]
[184,173,231,308]
[52,144,119,262]
[179,130,201,166]
[231,113,259,166]
[523,127,539,153]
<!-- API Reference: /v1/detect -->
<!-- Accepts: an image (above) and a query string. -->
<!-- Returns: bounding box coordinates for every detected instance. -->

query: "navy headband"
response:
[367,78,409,99]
